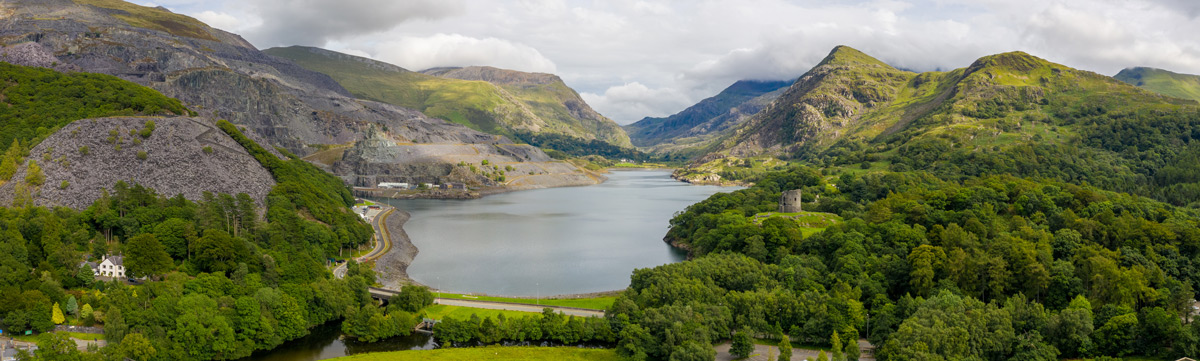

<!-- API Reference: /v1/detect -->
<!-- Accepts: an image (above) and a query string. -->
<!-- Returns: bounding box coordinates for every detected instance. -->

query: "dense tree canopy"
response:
[612,164,1200,360]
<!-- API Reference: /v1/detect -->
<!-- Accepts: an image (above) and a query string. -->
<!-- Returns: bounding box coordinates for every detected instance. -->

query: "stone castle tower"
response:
[779,189,802,213]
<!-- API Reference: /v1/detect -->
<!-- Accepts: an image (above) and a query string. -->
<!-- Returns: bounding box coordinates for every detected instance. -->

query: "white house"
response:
[96,255,126,278]
[378,182,409,189]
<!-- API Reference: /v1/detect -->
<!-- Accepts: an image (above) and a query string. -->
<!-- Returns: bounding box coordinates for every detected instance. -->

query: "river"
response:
[381,169,737,296]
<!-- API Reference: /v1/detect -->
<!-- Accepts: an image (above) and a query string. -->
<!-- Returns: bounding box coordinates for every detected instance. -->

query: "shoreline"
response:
[371,209,420,290]
[367,168,728,297]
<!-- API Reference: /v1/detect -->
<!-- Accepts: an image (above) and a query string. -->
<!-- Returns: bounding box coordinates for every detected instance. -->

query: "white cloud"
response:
[373,34,557,73]
[581,82,694,123]
[157,0,1200,122]
[193,11,248,33]
[1020,2,1200,73]
[242,0,465,47]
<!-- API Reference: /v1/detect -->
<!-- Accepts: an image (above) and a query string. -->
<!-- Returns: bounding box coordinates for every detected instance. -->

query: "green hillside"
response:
[263,46,632,148]
[687,46,1200,208]
[618,49,1200,361]
[1115,66,1200,101]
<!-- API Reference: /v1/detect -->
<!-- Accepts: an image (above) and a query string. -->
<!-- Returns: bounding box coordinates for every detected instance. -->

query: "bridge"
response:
[367,287,605,318]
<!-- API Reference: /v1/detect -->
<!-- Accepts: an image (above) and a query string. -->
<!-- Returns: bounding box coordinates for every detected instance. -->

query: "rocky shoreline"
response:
[372,210,420,290]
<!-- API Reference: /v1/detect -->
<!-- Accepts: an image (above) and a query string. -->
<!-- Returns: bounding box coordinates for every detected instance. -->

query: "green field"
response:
[421,305,540,321]
[436,292,616,310]
[327,346,620,361]
[62,332,104,341]
[751,211,843,237]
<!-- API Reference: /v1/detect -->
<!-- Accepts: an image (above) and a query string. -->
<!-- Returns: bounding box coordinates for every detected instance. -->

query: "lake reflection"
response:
[381,170,738,296]
[238,323,436,361]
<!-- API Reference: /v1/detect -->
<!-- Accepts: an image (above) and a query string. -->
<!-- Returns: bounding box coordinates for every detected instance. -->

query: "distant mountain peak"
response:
[816,45,894,69]
[965,51,1053,74]
[1114,66,1200,101]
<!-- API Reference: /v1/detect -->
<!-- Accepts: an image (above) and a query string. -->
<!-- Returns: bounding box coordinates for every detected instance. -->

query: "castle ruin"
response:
[779,189,802,213]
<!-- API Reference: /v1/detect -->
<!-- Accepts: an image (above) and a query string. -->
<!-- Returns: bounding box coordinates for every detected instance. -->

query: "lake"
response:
[378,169,738,296]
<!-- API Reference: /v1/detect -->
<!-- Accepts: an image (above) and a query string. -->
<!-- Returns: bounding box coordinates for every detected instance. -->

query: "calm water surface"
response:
[239,323,435,361]
[379,170,738,296]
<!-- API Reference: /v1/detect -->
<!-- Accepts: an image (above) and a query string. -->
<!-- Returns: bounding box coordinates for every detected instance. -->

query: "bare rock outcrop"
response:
[0,117,276,209]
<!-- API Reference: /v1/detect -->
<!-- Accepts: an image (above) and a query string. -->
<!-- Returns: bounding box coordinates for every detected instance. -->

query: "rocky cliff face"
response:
[0,117,277,209]
[0,0,595,194]
[1,0,362,152]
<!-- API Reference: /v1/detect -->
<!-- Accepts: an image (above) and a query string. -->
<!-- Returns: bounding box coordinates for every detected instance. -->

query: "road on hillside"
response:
[434,298,605,318]
[362,208,394,261]
[334,206,394,279]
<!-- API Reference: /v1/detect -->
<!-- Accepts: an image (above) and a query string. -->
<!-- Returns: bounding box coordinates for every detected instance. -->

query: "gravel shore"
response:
[372,210,420,289]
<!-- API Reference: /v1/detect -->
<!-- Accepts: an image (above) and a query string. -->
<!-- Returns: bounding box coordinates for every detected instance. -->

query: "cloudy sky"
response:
[137,0,1200,124]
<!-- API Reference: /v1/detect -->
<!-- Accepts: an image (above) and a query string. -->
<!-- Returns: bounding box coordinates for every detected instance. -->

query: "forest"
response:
[617,165,1200,360]
[1,85,386,359]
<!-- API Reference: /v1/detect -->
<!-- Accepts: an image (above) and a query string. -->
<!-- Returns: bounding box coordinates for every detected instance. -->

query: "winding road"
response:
[333,206,394,279]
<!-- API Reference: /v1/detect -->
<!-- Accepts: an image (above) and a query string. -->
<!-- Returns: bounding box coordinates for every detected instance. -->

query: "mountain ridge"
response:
[676,46,1200,208]
[1115,66,1200,101]
[265,46,633,148]
[624,79,792,155]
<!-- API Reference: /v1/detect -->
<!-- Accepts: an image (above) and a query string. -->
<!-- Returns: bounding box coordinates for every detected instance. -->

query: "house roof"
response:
[104,255,124,266]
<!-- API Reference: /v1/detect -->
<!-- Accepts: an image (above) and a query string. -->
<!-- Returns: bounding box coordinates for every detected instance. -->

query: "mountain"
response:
[264,46,633,148]
[710,45,919,158]
[623,79,791,155]
[683,46,1200,206]
[1115,66,1200,101]
[2,0,600,195]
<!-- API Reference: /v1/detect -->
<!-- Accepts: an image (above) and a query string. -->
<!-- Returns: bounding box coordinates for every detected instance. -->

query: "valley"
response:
[1,1,1199,361]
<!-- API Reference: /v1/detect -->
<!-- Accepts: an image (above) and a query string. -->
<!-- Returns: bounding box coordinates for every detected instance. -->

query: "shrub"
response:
[59,180,69,189]
[25,160,44,186]
[137,151,148,160]
[202,146,213,154]
[140,120,156,138]
[79,146,89,155]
